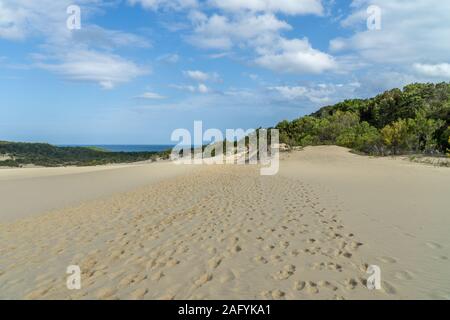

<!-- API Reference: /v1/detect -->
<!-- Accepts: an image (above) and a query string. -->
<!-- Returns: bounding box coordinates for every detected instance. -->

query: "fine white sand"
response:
[0,162,196,223]
[0,146,449,299]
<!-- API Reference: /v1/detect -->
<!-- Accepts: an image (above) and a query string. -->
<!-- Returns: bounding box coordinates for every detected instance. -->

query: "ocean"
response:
[60,145,174,153]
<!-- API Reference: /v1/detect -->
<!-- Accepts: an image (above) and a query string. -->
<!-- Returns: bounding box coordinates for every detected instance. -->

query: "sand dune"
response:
[0,146,449,299]
[0,162,196,223]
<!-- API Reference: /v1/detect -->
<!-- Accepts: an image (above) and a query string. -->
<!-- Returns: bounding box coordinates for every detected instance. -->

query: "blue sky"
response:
[1,0,449,144]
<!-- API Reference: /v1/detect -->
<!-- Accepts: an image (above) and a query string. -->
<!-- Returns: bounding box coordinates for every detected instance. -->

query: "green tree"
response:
[409,111,445,153]
[381,119,416,155]
[447,134,450,158]
[275,82,450,154]
[318,111,360,143]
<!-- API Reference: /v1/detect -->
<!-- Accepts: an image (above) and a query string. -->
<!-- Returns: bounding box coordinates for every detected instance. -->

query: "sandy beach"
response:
[0,146,449,300]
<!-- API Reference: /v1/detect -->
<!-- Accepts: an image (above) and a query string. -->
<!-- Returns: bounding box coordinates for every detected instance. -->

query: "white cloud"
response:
[171,83,210,94]
[128,0,198,11]
[246,73,260,81]
[256,37,337,74]
[135,92,166,99]
[0,0,72,40]
[413,63,450,79]
[0,0,150,88]
[0,0,110,41]
[326,0,450,93]
[269,86,309,100]
[36,50,149,89]
[157,53,180,63]
[170,84,196,92]
[207,52,232,59]
[187,35,233,50]
[269,82,362,105]
[72,25,151,49]
[186,11,335,75]
[188,13,291,50]
[128,0,323,15]
[0,1,26,39]
[184,70,220,82]
[360,71,419,94]
[198,83,209,93]
[123,1,335,77]
[0,0,150,49]
[208,0,324,16]
[331,0,450,65]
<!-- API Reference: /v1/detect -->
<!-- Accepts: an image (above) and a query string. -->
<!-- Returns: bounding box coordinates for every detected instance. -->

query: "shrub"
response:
[337,122,382,154]
[381,119,417,155]
[447,135,450,158]
[409,111,445,154]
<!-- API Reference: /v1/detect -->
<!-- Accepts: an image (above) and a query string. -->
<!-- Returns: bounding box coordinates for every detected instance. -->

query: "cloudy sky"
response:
[1,0,449,144]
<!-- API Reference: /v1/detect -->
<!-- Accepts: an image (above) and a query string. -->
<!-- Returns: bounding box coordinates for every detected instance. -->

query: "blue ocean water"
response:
[60,145,174,153]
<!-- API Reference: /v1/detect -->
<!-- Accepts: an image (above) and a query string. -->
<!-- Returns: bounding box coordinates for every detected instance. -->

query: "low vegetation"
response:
[0,142,171,167]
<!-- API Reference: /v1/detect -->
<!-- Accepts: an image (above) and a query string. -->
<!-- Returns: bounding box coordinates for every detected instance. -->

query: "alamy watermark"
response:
[366,265,381,290]
[67,5,81,30]
[367,5,382,30]
[66,265,81,290]
[170,121,280,176]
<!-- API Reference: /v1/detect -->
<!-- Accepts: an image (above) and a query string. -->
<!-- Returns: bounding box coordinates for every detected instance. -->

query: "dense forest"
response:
[0,142,171,167]
[276,83,450,156]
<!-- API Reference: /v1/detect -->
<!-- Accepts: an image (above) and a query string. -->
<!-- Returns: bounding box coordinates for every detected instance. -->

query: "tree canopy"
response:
[277,83,450,155]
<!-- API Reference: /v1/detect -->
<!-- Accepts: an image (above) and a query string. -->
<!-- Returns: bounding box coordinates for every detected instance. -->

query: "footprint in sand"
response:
[253,256,268,264]
[349,241,364,249]
[293,280,306,291]
[318,280,338,291]
[426,242,443,250]
[129,288,148,300]
[260,290,285,299]
[272,265,296,280]
[293,281,318,294]
[219,270,235,284]
[207,257,222,269]
[344,278,359,290]
[303,246,321,255]
[150,271,164,281]
[95,287,117,299]
[305,282,319,294]
[377,256,397,264]
[311,261,342,272]
[269,255,284,263]
[394,270,414,281]
[381,281,397,295]
[194,273,213,287]
[24,287,50,299]
[342,251,353,258]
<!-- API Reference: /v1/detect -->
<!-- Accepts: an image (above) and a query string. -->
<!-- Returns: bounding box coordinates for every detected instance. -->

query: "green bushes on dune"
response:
[0,142,171,167]
[277,83,450,156]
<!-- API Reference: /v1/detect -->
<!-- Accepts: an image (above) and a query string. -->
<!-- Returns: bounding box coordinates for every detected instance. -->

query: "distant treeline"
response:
[0,142,171,167]
[276,83,450,156]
